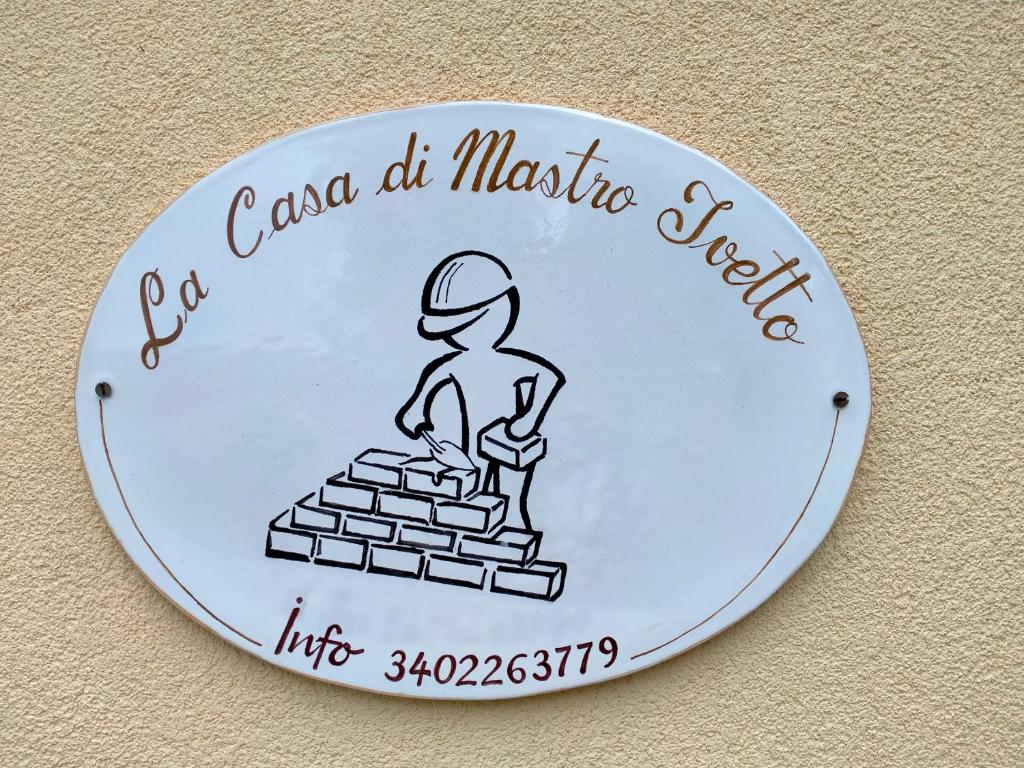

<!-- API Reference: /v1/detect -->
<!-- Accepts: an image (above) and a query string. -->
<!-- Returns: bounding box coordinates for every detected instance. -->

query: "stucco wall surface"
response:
[1,1,1021,766]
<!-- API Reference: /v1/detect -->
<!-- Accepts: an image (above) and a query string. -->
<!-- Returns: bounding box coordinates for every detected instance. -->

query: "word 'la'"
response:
[139,268,209,370]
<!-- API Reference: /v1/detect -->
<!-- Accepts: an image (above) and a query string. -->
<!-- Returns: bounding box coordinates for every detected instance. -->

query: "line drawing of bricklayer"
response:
[264,449,567,601]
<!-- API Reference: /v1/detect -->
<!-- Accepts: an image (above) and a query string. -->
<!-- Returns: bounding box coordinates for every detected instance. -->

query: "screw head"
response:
[833,391,849,408]
[95,381,113,398]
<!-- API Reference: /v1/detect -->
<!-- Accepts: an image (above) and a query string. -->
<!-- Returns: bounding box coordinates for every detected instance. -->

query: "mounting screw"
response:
[832,391,849,408]
[95,381,113,398]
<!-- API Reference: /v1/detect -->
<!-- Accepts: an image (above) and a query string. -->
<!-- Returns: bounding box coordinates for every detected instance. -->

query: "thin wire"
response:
[99,398,263,647]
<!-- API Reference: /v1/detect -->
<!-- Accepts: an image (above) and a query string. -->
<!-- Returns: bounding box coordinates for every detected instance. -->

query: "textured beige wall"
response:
[2,1,1021,766]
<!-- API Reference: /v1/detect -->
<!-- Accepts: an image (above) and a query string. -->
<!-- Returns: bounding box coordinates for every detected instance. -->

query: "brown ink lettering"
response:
[658,180,812,344]
[378,132,433,193]
[139,267,207,369]
[226,185,262,258]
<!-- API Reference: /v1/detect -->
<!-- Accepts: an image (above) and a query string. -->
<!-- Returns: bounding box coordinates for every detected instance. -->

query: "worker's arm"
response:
[503,350,565,439]
[395,353,458,438]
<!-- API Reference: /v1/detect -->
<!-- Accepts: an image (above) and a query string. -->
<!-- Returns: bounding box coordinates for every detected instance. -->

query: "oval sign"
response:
[77,102,870,698]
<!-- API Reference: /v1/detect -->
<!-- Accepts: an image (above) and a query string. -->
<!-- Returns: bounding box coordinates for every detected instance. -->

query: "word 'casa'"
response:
[658,180,813,344]
[226,172,359,259]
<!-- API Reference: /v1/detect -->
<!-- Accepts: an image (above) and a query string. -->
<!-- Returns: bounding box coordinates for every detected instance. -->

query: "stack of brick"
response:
[265,448,566,601]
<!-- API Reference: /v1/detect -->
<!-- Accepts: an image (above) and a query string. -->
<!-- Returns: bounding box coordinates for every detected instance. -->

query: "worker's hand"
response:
[506,415,537,440]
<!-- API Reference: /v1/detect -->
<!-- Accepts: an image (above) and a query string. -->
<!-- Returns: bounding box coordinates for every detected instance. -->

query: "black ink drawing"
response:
[265,251,568,601]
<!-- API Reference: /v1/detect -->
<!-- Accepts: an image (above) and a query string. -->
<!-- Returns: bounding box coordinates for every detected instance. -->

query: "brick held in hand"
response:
[342,513,395,542]
[319,473,378,512]
[290,492,341,533]
[402,457,479,500]
[398,524,456,552]
[490,560,566,601]
[314,535,368,570]
[376,490,433,523]
[432,494,507,533]
[368,544,425,579]
[458,527,541,566]
[478,418,546,469]
[348,448,412,489]
[266,512,316,562]
[425,554,487,589]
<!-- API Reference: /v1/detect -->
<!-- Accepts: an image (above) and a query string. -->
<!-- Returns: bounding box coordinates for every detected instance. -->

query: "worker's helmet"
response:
[418,251,517,338]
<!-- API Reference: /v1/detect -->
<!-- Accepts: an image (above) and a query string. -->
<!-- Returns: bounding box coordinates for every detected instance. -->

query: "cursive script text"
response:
[274,597,365,671]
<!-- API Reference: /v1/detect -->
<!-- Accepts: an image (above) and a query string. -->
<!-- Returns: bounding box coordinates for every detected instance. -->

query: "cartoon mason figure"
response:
[396,251,565,531]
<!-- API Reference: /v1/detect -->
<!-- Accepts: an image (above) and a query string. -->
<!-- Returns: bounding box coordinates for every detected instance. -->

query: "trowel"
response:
[420,430,476,471]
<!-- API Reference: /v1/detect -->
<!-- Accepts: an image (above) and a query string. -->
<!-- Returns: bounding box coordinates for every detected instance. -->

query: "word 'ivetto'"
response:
[658,180,813,344]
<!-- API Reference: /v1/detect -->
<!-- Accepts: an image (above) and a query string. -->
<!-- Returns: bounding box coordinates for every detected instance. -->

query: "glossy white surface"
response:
[76,102,870,699]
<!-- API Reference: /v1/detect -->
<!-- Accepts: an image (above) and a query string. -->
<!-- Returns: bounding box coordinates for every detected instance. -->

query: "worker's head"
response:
[417,251,520,350]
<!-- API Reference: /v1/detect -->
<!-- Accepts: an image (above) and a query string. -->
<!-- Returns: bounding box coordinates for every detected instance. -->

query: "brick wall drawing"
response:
[265,250,568,602]
[265,447,567,601]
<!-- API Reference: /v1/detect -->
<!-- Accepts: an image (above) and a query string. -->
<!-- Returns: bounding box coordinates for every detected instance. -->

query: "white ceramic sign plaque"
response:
[77,102,870,698]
